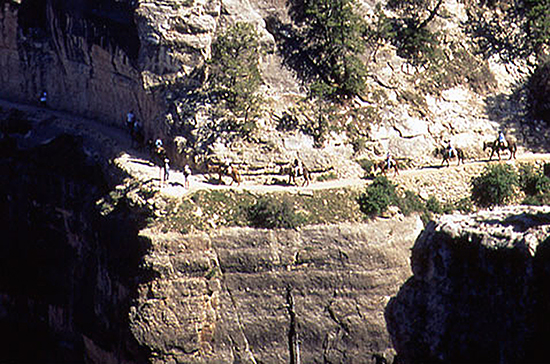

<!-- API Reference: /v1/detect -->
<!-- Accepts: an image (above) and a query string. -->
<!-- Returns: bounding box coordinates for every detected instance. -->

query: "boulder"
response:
[386,206,550,363]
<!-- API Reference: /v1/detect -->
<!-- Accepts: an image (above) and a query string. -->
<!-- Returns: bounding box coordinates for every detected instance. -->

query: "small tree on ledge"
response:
[207,22,264,136]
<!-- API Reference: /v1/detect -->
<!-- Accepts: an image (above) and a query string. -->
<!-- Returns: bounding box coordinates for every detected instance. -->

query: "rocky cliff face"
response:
[386,206,550,363]
[0,109,151,362]
[0,0,161,130]
[2,0,546,177]
[130,217,424,363]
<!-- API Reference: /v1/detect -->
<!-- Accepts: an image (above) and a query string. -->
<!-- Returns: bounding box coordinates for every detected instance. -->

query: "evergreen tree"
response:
[208,23,263,133]
[300,0,368,100]
[383,0,443,63]
[524,0,550,57]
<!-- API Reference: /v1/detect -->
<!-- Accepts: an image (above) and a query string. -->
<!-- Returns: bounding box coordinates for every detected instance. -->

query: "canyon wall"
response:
[386,206,550,363]
[130,217,424,363]
[0,0,161,130]
[0,109,151,362]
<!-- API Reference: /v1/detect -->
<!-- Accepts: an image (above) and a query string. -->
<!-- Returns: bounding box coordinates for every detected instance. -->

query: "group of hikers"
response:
[126,111,192,188]
[122,108,515,187]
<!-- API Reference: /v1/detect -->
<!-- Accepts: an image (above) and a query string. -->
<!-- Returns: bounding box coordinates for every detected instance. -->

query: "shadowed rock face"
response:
[0,0,159,132]
[0,127,150,362]
[386,207,550,364]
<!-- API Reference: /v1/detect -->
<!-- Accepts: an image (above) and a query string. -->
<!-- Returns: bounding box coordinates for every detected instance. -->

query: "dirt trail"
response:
[3,98,550,202]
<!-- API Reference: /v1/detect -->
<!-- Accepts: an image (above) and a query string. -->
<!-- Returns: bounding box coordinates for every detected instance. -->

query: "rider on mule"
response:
[386,152,393,170]
[497,130,507,149]
[446,140,456,159]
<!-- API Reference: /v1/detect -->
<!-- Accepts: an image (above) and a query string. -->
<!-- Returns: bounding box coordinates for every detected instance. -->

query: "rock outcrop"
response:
[130,217,424,363]
[386,206,550,363]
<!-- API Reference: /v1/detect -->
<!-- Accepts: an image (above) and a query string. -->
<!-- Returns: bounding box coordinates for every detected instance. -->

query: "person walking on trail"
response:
[184,164,192,189]
[40,91,47,107]
[155,138,163,149]
[161,158,170,184]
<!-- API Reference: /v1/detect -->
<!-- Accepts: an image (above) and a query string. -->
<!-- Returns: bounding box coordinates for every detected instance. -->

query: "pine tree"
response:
[383,0,443,63]
[208,23,263,132]
[524,0,550,57]
[301,0,368,100]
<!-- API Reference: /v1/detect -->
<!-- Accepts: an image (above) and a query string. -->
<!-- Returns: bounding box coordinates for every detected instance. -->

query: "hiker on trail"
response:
[227,161,234,176]
[184,164,192,189]
[155,138,163,149]
[293,158,303,177]
[386,152,393,170]
[162,158,170,184]
[40,91,47,107]
[126,111,135,131]
[133,119,142,135]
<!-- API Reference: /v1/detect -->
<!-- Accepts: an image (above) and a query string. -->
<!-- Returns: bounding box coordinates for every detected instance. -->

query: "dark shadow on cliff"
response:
[385,225,544,363]
[264,15,320,85]
[482,211,550,232]
[17,0,140,62]
[0,124,156,362]
[484,79,550,154]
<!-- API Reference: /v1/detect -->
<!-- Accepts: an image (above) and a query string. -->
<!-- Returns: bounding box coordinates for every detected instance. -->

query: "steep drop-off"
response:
[0,116,151,362]
[130,217,424,363]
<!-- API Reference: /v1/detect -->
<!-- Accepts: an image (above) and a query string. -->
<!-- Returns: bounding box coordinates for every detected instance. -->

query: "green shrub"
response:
[425,196,443,214]
[522,195,544,206]
[519,163,550,196]
[351,137,367,154]
[317,171,338,182]
[357,159,376,179]
[246,197,305,229]
[448,197,473,214]
[471,164,519,207]
[397,190,425,216]
[357,176,397,216]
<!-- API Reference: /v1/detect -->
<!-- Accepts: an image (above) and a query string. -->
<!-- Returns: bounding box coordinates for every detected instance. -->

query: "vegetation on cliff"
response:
[206,23,264,136]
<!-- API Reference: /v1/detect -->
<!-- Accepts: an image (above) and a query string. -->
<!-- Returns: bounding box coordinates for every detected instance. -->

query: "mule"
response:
[483,139,517,161]
[285,162,311,187]
[209,163,242,186]
[376,159,399,176]
[147,139,167,164]
[435,146,465,167]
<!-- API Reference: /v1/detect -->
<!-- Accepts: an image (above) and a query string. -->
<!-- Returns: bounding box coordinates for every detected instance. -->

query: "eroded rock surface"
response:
[386,206,550,363]
[131,217,424,363]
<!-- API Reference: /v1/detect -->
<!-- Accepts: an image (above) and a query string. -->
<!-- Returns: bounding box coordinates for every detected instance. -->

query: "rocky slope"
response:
[386,206,550,363]
[2,0,549,177]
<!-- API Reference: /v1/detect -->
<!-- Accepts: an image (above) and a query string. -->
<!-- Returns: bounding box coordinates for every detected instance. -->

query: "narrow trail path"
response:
[3,98,550,202]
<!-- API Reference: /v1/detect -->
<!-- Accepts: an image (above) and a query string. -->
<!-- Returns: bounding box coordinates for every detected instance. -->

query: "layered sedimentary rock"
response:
[131,217,424,363]
[386,206,550,364]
